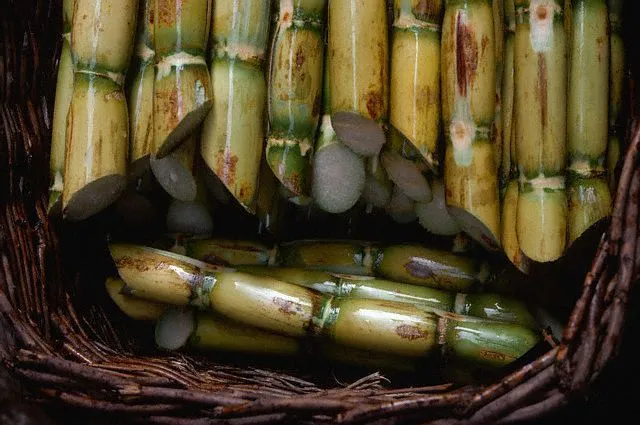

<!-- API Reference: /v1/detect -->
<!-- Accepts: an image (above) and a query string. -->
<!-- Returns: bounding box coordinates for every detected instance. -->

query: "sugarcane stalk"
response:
[63,0,138,221]
[442,0,501,252]
[127,0,155,175]
[200,1,271,212]
[493,0,505,172]
[237,265,538,327]
[49,0,75,212]
[105,277,167,321]
[265,0,327,200]
[566,0,611,245]
[184,238,490,292]
[500,0,530,272]
[185,239,277,267]
[607,0,625,193]
[390,0,443,172]
[277,240,491,292]
[110,244,540,366]
[152,0,212,159]
[514,0,567,262]
[325,0,390,212]
[500,0,516,192]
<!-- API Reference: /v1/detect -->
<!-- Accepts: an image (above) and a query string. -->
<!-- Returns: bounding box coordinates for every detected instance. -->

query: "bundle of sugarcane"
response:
[607,0,625,193]
[107,246,541,369]
[150,0,213,202]
[265,0,327,203]
[312,0,388,214]
[390,0,443,173]
[106,277,529,375]
[566,0,612,246]
[61,0,139,221]
[48,0,74,213]
[514,0,567,263]
[200,1,271,213]
[185,238,491,293]
[236,265,539,327]
[441,0,501,252]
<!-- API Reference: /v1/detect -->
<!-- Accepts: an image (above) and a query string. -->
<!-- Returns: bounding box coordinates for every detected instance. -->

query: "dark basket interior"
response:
[2,0,640,424]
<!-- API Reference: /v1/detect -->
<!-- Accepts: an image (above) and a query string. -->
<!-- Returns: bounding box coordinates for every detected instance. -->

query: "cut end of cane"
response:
[155,307,196,351]
[331,111,386,157]
[150,154,197,202]
[63,175,127,221]
[155,101,213,159]
[448,207,501,252]
[415,180,461,236]
[386,185,417,224]
[166,200,214,236]
[380,151,432,203]
[312,143,366,214]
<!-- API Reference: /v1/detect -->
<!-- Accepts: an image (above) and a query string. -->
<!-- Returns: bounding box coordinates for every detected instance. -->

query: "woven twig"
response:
[1,0,639,424]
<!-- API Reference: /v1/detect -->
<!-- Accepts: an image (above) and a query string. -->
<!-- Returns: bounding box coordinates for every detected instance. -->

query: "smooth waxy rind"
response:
[327,0,389,121]
[441,0,500,250]
[267,1,327,197]
[201,1,271,212]
[390,0,443,170]
[62,73,128,221]
[71,0,139,75]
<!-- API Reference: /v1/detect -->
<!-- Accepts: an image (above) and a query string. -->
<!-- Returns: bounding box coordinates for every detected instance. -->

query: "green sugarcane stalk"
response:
[200,1,272,212]
[327,0,389,211]
[500,0,530,273]
[607,0,625,193]
[106,276,167,321]
[500,0,516,193]
[493,0,505,173]
[152,0,212,159]
[185,238,491,293]
[266,0,327,200]
[442,0,501,252]
[514,0,567,262]
[566,0,611,246]
[110,245,540,367]
[49,0,75,212]
[63,0,138,221]
[390,0,443,172]
[237,265,538,327]
[127,0,155,172]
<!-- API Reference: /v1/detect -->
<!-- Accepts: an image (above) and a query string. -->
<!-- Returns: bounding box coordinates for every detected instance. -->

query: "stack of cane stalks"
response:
[48,0,627,381]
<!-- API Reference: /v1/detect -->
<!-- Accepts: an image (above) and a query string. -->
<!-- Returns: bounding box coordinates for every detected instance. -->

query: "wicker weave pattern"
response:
[1,1,639,424]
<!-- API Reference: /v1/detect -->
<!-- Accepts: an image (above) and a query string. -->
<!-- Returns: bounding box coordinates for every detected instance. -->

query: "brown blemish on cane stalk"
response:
[295,47,305,69]
[395,324,429,341]
[413,0,440,20]
[403,260,435,279]
[157,87,180,129]
[114,256,150,272]
[455,13,479,96]
[479,349,510,362]
[157,0,179,26]
[366,91,383,121]
[537,54,548,131]
[536,5,548,21]
[273,297,303,316]
[214,150,238,187]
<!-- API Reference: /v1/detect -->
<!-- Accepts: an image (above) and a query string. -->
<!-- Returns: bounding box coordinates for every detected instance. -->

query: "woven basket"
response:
[2,1,640,424]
